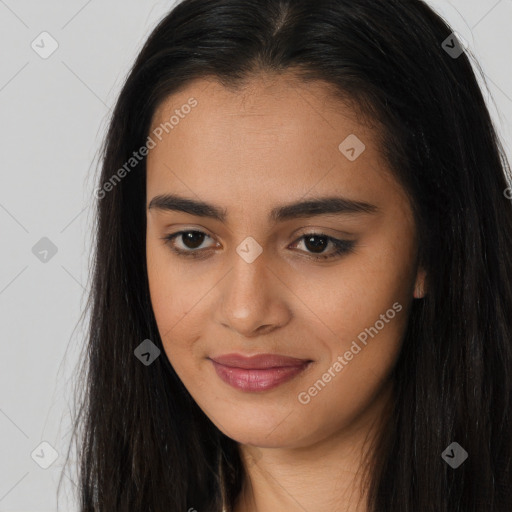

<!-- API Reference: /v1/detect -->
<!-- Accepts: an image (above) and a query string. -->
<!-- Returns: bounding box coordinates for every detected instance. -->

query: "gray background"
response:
[0,1,511,510]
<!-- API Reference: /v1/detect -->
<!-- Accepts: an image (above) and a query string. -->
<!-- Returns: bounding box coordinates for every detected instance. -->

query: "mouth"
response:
[208,353,313,392]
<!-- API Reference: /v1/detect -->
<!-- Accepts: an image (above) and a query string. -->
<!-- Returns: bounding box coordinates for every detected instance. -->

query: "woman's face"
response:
[146,74,425,449]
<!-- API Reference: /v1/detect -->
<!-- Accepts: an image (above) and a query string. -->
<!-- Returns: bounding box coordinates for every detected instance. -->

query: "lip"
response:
[209,353,313,392]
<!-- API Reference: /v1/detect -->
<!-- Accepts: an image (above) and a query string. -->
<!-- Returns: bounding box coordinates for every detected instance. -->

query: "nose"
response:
[215,249,292,338]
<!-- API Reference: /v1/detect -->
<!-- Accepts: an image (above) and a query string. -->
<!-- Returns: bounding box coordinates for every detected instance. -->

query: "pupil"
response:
[305,235,327,253]
[183,231,205,249]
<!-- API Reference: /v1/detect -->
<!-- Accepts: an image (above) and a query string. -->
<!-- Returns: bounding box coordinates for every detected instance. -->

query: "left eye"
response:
[161,231,355,260]
[289,233,356,260]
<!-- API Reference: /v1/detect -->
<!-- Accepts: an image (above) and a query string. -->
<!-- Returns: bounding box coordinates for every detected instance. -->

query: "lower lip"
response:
[210,360,311,392]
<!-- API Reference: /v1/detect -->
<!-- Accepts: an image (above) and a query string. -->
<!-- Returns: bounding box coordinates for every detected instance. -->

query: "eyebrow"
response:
[147,193,379,223]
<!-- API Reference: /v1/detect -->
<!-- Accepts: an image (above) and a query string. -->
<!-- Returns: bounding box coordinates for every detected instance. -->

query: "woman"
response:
[64,0,512,510]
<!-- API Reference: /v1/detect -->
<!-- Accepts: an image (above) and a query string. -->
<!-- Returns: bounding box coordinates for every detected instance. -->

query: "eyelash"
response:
[160,230,355,261]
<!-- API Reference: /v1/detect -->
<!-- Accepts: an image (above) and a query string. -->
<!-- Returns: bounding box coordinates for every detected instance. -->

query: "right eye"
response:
[161,230,218,258]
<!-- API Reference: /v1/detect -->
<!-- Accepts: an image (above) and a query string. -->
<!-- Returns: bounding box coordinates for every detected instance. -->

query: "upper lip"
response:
[209,353,312,369]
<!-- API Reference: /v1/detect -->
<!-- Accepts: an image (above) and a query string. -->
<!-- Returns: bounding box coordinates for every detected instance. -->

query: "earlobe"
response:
[413,268,427,299]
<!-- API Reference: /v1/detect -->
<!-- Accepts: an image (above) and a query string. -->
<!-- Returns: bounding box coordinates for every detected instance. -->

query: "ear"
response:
[413,267,427,299]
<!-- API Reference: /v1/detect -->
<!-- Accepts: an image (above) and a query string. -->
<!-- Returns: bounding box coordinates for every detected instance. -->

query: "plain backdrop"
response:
[0,1,511,510]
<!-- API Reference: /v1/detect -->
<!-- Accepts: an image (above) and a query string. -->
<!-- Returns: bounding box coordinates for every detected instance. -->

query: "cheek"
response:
[286,241,414,346]
[289,274,409,443]
[146,242,223,387]
[292,266,408,391]
[147,276,203,386]
[285,240,413,393]
[146,244,195,358]
[147,233,204,326]
[290,242,413,423]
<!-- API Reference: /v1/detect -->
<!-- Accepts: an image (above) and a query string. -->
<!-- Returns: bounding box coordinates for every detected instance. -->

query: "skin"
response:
[146,73,427,512]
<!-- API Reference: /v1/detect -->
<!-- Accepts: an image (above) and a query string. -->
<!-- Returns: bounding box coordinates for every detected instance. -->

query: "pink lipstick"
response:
[209,353,312,392]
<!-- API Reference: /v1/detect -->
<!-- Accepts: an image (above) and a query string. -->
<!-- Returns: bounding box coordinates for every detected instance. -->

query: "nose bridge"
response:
[226,250,269,320]
[217,244,289,336]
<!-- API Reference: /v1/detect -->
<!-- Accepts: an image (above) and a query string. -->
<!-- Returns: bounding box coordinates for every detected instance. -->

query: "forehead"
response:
[146,74,406,217]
